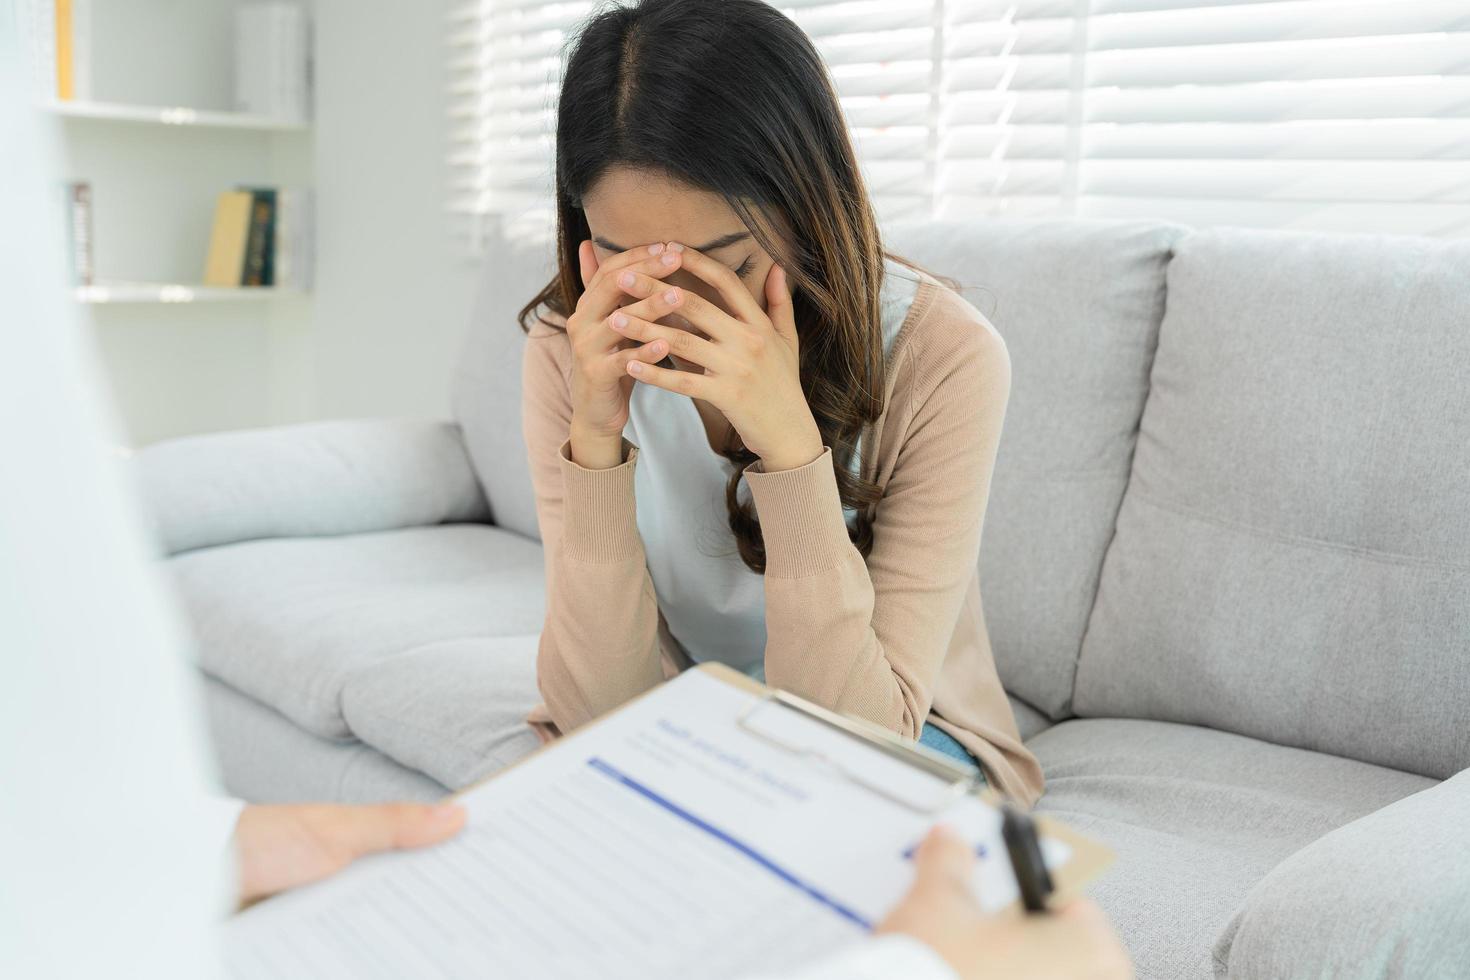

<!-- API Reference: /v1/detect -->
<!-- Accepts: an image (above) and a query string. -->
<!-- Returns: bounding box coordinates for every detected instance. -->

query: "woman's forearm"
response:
[744,449,927,733]
[536,438,664,729]
[524,333,664,729]
[749,324,1009,749]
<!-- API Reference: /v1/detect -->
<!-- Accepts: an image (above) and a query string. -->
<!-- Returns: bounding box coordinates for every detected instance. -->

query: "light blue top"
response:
[623,258,921,669]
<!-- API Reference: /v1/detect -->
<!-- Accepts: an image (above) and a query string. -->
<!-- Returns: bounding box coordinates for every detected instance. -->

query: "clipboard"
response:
[705,663,1111,913]
[227,662,1114,978]
[459,661,1113,916]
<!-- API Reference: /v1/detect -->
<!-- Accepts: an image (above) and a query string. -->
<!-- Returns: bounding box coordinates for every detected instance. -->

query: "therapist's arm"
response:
[231,802,466,904]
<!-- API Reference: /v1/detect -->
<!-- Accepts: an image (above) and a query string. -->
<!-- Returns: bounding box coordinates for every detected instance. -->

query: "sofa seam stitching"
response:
[1070,229,1186,717]
[1130,489,1470,572]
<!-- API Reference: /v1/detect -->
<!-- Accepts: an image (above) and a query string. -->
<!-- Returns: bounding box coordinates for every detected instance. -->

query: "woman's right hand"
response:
[566,240,682,468]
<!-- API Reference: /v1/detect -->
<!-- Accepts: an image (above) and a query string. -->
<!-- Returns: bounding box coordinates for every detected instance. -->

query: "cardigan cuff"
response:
[557,438,642,562]
[744,447,854,577]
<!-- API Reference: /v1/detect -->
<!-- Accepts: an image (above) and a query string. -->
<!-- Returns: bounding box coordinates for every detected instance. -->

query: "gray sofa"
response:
[137,220,1470,979]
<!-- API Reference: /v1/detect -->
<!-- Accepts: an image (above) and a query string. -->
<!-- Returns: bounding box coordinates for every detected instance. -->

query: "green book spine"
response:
[241,188,277,286]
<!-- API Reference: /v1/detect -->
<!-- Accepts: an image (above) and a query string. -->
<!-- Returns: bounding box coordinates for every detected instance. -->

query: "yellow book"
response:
[203,191,255,287]
[54,0,73,100]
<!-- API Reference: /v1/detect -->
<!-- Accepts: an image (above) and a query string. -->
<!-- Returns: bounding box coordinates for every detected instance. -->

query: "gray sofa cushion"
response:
[1030,718,1436,980]
[172,524,546,741]
[453,229,556,542]
[341,635,543,790]
[885,219,1185,719]
[1076,228,1470,779]
[136,419,490,555]
[1213,769,1470,980]
[1010,693,1052,741]
[204,675,448,805]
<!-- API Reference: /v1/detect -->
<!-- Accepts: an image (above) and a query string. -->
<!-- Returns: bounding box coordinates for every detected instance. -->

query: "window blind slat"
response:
[946,125,1071,158]
[1088,75,1470,124]
[1085,120,1470,160]
[945,17,1079,58]
[1089,0,1470,51]
[812,30,933,65]
[1081,195,1470,237]
[1087,32,1470,87]
[948,90,1073,125]
[948,0,1077,17]
[783,1,931,38]
[942,159,1070,194]
[1083,159,1470,201]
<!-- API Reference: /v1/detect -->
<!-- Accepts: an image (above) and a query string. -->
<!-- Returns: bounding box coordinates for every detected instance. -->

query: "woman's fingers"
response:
[665,243,765,323]
[608,339,669,375]
[625,357,713,400]
[580,240,668,287]
[608,311,731,372]
[578,247,683,320]
[613,277,740,342]
[577,240,599,289]
[764,263,798,343]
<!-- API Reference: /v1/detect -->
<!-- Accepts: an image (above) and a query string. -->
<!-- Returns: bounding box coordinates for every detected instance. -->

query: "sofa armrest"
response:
[134,418,492,555]
[1214,769,1470,979]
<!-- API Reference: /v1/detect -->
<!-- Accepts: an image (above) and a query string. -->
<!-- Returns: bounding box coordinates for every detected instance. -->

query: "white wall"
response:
[308,0,479,423]
[62,0,479,445]
[54,0,306,445]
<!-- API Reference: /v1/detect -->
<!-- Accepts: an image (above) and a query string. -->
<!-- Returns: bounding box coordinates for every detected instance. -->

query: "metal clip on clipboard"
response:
[737,688,1056,913]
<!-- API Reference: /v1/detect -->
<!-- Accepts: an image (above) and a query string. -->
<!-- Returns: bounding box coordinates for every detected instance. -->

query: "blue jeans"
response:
[918,722,985,780]
[740,661,986,781]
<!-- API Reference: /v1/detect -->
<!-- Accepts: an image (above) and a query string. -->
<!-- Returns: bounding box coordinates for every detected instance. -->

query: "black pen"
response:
[1000,802,1055,914]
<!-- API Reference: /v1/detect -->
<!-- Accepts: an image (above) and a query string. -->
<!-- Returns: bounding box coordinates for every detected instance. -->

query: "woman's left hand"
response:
[607,243,824,472]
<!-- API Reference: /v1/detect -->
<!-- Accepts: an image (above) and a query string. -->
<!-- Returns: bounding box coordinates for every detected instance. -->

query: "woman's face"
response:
[581,166,778,367]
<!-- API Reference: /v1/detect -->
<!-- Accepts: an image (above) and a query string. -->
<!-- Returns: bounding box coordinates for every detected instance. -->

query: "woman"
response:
[518,0,1043,804]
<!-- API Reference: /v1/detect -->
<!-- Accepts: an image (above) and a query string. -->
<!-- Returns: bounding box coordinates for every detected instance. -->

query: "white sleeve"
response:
[203,796,247,858]
[1,40,232,978]
[738,935,960,980]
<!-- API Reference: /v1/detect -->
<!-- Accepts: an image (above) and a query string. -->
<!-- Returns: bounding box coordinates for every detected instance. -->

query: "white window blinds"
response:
[446,0,599,245]
[447,0,1470,246]
[1078,0,1470,236]
[937,0,1090,220]
[779,0,943,223]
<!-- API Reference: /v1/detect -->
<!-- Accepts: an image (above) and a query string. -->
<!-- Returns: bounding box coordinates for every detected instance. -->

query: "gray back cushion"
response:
[886,219,1184,720]
[1075,227,1470,780]
[453,228,556,542]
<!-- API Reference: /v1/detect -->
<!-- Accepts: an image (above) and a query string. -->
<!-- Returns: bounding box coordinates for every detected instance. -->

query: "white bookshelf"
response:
[35,0,320,444]
[48,99,309,132]
[75,281,308,304]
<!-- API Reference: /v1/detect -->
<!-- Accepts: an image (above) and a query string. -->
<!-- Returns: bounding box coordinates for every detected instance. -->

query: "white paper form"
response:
[224,669,1071,979]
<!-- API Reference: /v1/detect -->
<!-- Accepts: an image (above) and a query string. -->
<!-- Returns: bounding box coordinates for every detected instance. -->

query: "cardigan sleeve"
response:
[521,325,664,730]
[746,315,1011,746]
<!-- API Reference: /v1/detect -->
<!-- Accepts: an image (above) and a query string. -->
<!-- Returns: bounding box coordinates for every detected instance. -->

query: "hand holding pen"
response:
[877,825,1134,979]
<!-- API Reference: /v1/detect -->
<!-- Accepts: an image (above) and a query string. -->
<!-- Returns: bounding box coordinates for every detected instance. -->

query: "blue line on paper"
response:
[902,841,987,861]
[586,756,874,931]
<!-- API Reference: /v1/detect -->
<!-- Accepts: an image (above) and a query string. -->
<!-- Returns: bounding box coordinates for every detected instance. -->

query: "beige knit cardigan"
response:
[520,272,1044,805]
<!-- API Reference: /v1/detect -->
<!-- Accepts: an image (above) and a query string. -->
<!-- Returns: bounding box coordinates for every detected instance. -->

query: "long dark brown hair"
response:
[519,0,889,573]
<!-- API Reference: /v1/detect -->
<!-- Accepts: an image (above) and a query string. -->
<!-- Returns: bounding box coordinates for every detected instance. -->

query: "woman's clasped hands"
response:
[565,239,824,473]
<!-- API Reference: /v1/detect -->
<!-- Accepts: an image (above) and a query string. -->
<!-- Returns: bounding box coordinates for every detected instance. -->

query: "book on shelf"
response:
[273,188,315,290]
[204,190,254,287]
[241,188,277,287]
[203,186,314,289]
[65,180,93,286]
[235,3,312,122]
[18,0,92,102]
